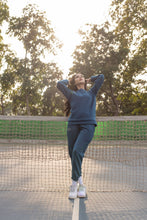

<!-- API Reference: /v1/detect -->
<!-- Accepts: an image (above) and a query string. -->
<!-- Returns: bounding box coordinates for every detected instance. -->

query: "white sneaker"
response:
[69,185,78,199]
[78,184,86,198]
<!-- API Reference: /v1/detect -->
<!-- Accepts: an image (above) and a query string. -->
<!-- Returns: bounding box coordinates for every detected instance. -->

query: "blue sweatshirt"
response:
[57,74,104,126]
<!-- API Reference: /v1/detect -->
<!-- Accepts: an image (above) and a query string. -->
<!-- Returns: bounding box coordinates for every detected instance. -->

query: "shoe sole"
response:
[77,194,86,198]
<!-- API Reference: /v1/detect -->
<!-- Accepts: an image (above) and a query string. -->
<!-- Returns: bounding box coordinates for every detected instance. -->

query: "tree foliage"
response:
[0,0,9,25]
[6,4,63,115]
[70,23,129,115]
[0,0,12,114]
[0,0,9,67]
[70,0,147,115]
[110,0,147,115]
[1,1,146,116]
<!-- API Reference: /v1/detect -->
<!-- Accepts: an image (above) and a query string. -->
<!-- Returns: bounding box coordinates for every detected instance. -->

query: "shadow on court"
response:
[0,191,147,220]
[0,191,73,220]
[79,192,147,220]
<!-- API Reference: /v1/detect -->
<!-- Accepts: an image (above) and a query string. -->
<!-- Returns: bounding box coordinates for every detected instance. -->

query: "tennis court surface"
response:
[0,116,147,219]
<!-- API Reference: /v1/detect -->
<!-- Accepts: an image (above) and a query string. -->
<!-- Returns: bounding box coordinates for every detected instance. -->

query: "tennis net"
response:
[0,115,147,192]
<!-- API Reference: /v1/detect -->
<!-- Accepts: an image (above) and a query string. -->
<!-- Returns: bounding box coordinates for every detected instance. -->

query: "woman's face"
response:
[74,73,85,86]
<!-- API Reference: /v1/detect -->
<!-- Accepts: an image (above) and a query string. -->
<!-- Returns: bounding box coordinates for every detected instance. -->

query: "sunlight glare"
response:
[7,0,111,77]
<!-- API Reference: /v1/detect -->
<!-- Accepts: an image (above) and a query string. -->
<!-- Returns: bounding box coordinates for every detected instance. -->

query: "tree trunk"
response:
[1,95,5,115]
[109,84,119,116]
[26,95,31,115]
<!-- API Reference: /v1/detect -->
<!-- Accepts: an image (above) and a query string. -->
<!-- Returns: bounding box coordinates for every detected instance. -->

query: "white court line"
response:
[72,198,79,220]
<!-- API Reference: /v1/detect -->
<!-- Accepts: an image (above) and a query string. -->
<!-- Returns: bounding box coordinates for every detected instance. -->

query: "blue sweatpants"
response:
[67,124,95,181]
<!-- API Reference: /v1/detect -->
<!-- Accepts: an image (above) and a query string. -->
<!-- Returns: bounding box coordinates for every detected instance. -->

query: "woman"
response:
[57,73,104,199]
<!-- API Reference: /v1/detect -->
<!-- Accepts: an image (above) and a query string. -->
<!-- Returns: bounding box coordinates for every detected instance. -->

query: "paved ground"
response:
[0,191,147,220]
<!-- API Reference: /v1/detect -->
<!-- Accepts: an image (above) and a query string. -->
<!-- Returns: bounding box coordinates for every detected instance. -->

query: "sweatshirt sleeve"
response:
[90,74,104,95]
[57,80,73,100]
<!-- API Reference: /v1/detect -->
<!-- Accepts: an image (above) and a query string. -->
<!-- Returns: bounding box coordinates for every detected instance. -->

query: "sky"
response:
[4,0,112,77]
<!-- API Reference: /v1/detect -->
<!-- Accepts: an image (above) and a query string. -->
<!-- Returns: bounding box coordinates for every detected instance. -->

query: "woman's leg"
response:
[67,124,80,160]
[67,124,80,199]
[71,124,95,181]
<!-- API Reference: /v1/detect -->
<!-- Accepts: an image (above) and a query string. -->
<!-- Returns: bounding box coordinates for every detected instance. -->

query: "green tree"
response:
[70,0,147,116]
[110,0,147,115]
[0,49,19,114]
[70,23,129,115]
[0,0,9,66]
[7,4,62,115]
[0,0,13,114]
[42,63,64,116]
